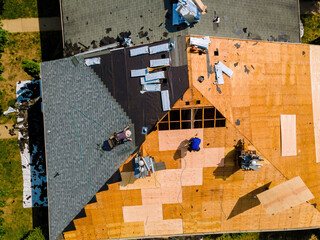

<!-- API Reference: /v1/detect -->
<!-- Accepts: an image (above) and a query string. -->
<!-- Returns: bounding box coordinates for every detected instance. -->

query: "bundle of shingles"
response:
[173,0,207,26]
[130,42,174,111]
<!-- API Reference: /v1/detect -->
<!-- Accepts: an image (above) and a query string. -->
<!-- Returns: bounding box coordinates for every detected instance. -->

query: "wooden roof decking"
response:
[190,37,320,207]
[63,38,320,240]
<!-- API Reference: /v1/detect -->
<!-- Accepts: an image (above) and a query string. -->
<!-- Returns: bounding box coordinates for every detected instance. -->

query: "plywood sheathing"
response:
[64,39,320,240]
[310,45,320,163]
[257,176,314,215]
[65,122,320,239]
[189,37,320,210]
[280,115,297,156]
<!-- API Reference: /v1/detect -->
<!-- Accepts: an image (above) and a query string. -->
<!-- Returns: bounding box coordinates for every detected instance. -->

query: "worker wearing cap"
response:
[188,134,201,152]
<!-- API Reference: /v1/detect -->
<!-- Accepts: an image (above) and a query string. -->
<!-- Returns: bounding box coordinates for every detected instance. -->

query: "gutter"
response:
[58,0,65,51]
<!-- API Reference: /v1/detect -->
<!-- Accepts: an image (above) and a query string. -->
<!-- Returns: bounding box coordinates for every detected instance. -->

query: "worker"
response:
[115,126,132,143]
[188,134,201,152]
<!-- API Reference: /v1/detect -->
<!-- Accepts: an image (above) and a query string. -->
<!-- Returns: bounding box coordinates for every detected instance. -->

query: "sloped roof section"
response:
[41,56,136,240]
[61,0,300,54]
[257,176,314,215]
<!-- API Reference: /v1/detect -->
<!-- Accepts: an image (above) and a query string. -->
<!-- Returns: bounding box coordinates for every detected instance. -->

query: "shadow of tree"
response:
[227,182,271,220]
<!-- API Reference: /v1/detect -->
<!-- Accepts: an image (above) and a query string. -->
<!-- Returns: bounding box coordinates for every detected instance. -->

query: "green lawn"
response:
[0,0,60,19]
[0,139,33,240]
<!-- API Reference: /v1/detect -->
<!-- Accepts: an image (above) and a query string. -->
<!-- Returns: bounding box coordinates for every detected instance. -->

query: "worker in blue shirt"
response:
[188,134,201,152]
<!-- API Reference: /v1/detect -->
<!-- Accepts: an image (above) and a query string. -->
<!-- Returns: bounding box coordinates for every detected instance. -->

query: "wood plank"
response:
[257,176,314,215]
[310,45,320,162]
[280,115,297,156]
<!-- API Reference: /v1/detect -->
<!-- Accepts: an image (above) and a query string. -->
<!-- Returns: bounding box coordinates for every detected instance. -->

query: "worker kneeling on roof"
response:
[188,134,201,152]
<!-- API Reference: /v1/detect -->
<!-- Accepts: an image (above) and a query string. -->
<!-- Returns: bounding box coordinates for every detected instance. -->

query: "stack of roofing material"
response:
[133,155,155,179]
[174,0,202,25]
[214,61,233,85]
[131,68,149,77]
[150,58,170,67]
[149,43,170,54]
[161,90,171,111]
[130,46,149,56]
[189,36,211,49]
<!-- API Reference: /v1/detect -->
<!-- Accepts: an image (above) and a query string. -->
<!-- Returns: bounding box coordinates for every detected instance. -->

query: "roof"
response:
[40,56,137,240]
[61,0,301,55]
[88,38,189,146]
[61,37,320,239]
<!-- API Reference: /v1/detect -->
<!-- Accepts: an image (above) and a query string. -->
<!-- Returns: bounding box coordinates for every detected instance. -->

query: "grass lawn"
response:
[0,0,60,19]
[0,139,33,240]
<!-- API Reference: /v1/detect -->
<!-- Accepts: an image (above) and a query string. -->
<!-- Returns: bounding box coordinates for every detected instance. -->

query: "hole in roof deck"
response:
[216,119,226,127]
[214,49,219,56]
[181,109,191,120]
[182,121,191,129]
[204,120,214,128]
[159,122,169,130]
[170,122,180,130]
[196,100,201,104]
[194,121,203,128]
[170,110,180,121]
[204,108,215,119]
[216,109,224,119]
[193,108,203,120]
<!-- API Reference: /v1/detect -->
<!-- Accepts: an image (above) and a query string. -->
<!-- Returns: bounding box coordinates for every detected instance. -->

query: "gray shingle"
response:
[41,56,136,240]
[61,0,300,52]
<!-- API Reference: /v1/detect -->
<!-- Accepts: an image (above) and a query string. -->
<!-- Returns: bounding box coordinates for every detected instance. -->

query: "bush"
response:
[6,99,15,107]
[25,227,46,240]
[21,60,40,79]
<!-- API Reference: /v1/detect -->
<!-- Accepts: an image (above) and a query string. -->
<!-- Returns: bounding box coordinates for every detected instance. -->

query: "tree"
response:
[21,60,40,79]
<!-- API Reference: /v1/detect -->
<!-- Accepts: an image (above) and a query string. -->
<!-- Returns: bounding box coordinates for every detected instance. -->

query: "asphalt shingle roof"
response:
[41,56,136,240]
[61,0,300,52]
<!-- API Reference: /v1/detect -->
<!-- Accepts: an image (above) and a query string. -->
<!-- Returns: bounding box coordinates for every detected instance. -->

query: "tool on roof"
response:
[235,139,264,171]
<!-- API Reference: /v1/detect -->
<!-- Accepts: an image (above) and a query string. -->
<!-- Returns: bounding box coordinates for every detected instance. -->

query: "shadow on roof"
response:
[227,182,271,220]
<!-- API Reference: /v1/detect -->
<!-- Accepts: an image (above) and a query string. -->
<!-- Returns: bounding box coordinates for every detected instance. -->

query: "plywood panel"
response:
[122,204,163,222]
[158,129,203,151]
[257,176,314,215]
[145,219,183,236]
[181,168,203,186]
[280,115,297,156]
[141,187,182,205]
[310,45,320,163]
[119,172,161,190]
[181,147,225,168]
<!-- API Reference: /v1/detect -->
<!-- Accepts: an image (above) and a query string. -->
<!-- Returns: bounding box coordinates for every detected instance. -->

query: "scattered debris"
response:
[235,119,240,125]
[244,65,250,74]
[302,51,306,55]
[3,106,17,115]
[106,28,112,34]
[251,65,255,70]
[234,62,239,67]
[253,42,258,46]
[198,76,204,83]
[214,61,234,85]
[234,43,241,49]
